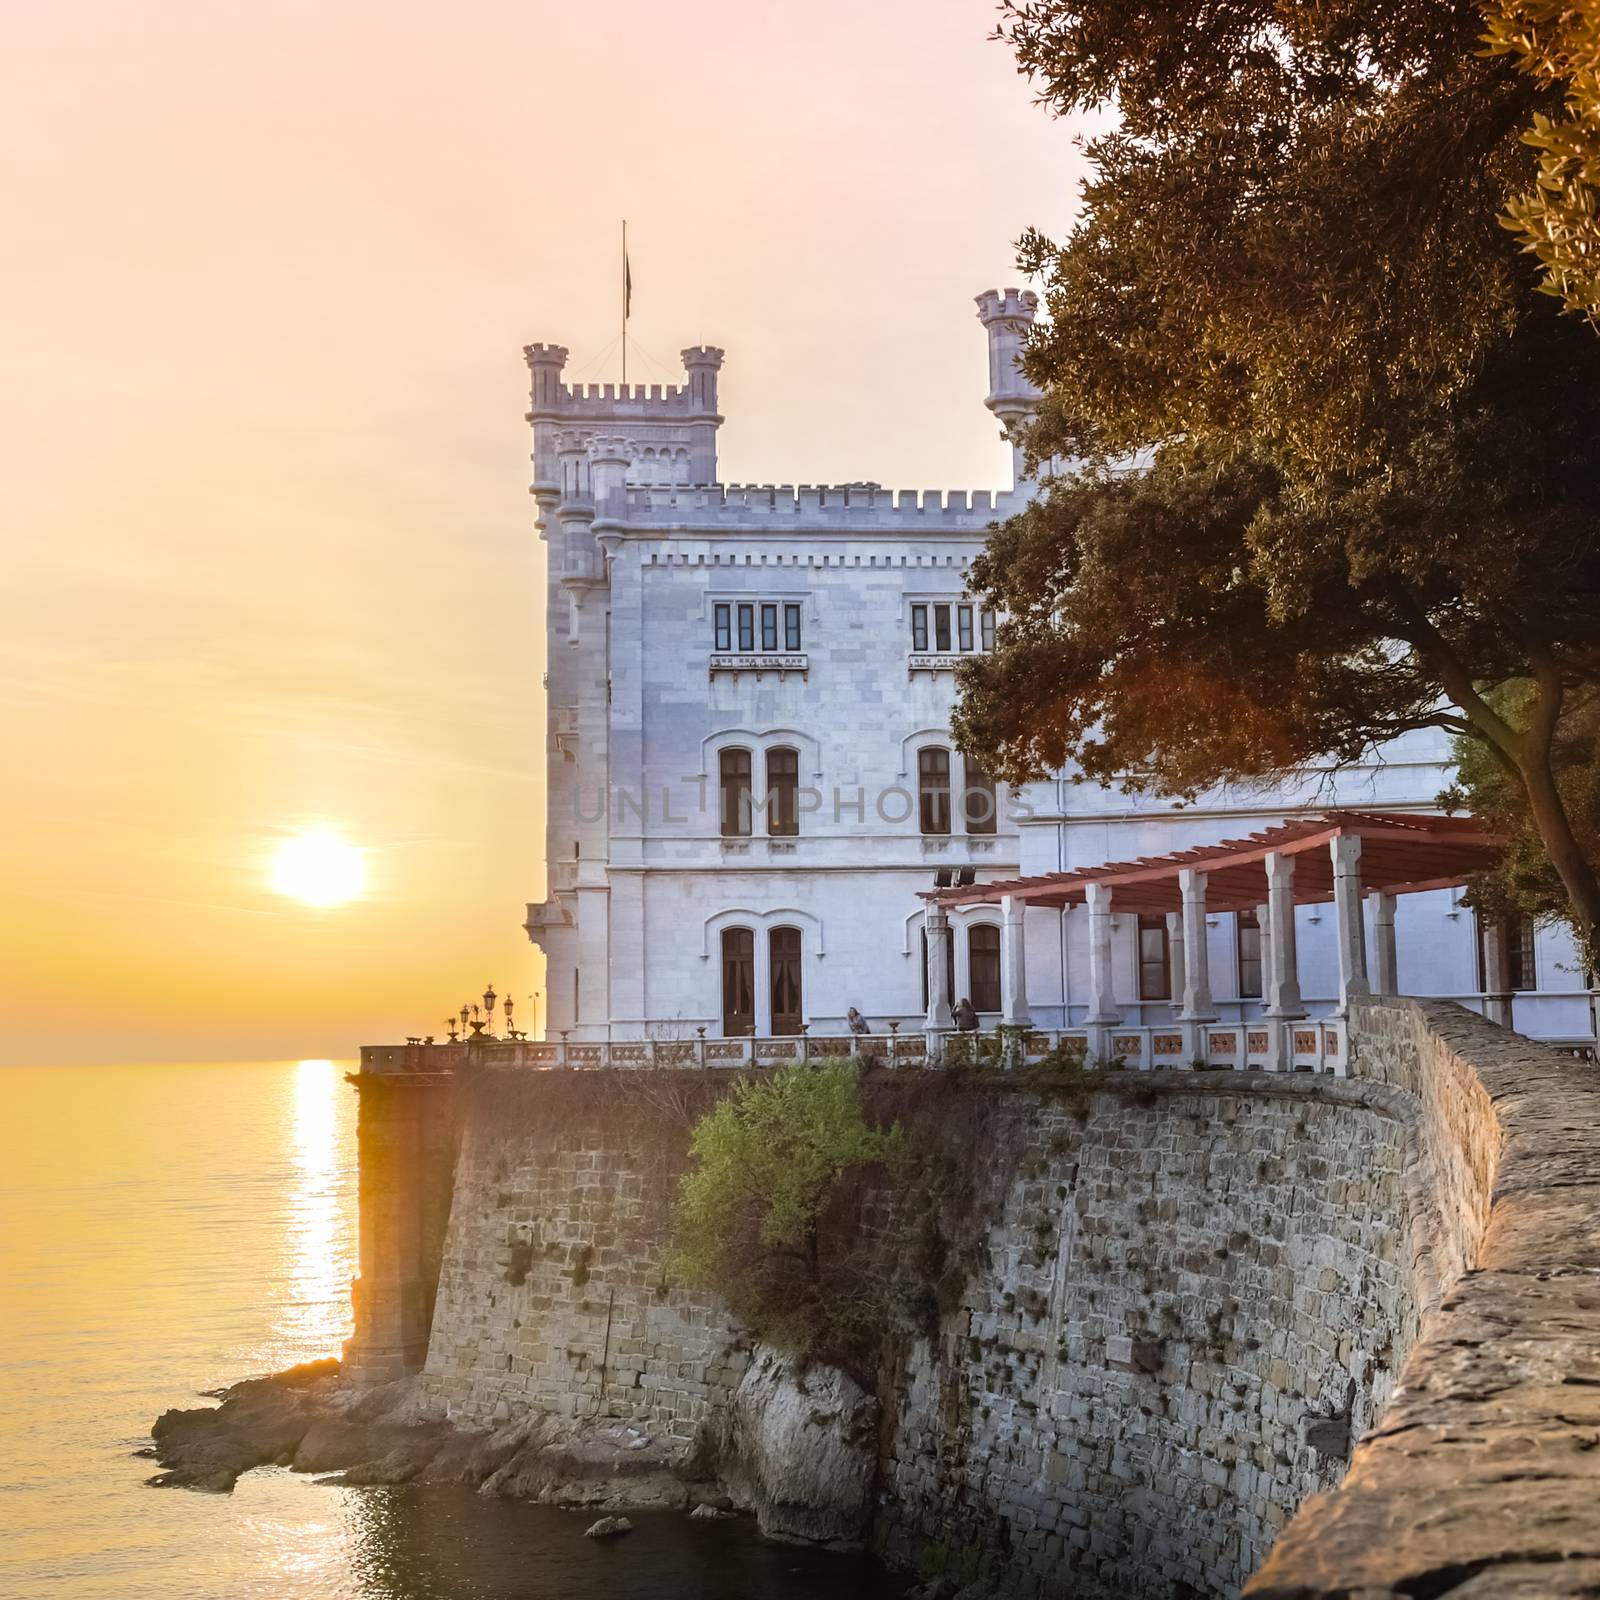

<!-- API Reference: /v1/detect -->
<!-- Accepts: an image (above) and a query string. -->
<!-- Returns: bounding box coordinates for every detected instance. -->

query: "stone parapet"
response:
[1247,998,1600,1596]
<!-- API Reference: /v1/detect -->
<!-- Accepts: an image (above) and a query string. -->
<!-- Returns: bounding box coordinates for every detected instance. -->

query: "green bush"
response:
[672,1062,904,1360]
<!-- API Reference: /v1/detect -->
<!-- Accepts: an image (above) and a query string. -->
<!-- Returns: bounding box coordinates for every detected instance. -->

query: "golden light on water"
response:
[280,1058,351,1354]
[269,829,368,909]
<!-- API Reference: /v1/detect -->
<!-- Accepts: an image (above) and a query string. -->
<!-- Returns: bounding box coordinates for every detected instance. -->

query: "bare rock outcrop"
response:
[148,1359,709,1510]
[715,1345,878,1545]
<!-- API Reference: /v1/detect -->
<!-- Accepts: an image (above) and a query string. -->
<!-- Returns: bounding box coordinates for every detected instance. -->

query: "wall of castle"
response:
[419,1071,751,1436]
[408,1058,1440,1599]
[868,1074,1419,1600]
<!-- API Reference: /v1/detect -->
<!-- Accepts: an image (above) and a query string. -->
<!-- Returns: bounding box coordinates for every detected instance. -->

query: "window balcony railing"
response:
[708,652,807,677]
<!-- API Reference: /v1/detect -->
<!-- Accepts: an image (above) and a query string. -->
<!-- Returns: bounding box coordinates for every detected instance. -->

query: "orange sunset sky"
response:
[2,0,1091,1066]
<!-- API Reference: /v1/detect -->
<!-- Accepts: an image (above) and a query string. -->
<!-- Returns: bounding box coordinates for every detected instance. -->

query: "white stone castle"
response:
[521,291,1595,1050]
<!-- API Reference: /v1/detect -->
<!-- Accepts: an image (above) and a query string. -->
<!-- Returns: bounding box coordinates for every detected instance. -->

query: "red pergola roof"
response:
[925,810,1501,916]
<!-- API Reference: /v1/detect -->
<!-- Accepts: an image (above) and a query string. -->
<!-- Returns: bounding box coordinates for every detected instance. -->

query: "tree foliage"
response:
[672,1063,904,1360]
[956,1,1600,945]
[1486,0,1600,324]
[1441,686,1600,964]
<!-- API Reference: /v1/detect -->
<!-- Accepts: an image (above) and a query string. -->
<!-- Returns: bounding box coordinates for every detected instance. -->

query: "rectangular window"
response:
[957,606,974,652]
[1237,910,1263,1000]
[784,603,802,650]
[933,605,952,652]
[980,608,995,651]
[911,604,928,651]
[737,604,755,652]
[1479,912,1538,991]
[1511,914,1536,991]
[713,603,731,652]
[761,603,778,651]
[1138,916,1170,1001]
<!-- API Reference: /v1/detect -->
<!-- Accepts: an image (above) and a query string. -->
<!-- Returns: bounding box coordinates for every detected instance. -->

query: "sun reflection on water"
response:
[277,1058,354,1358]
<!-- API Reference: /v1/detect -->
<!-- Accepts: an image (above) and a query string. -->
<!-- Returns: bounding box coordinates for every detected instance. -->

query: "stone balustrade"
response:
[359,1020,1348,1077]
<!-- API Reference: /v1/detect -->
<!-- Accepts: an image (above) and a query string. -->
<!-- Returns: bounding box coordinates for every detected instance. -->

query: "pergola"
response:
[921,811,1505,1065]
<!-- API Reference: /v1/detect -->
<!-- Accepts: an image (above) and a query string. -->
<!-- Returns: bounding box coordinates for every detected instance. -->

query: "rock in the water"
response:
[717,1345,878,1545]
[583,1515,633,1539]
[150,1360,344,1491]
[688,1502,731,1519]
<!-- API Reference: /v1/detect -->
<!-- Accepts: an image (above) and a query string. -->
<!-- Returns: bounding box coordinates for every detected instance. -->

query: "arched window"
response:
[969,924,1002,1013]
[921,925,955,1011]
[719,748,752,837]
[963,763,997,836]
[918,747,951,835]
[766,747,799,837]
[721,927,755,1036]
[769,926,802,1035]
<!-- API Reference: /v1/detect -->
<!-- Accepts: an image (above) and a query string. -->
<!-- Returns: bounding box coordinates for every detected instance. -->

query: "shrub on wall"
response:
[672,1061,905,1364]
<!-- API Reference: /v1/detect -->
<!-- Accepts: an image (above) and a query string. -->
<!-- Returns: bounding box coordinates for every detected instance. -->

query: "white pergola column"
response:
[1084,884,1120,1023]
[1254,897,1283,1070]
[1084,883,1120,1058]
[1263,850,1306,1072]
[924,906,954,1035]
[1178,868,1216,1060]
[1330,835,1370,1014]
[1370,890,1399,997]
[1263,852,1305,1017]
[1165,910,1186,1011]
[1001,894,1032,1027]
[1481,918,1513,1028]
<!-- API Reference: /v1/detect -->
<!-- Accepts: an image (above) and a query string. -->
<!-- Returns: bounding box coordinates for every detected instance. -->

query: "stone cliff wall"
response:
[406,1060,1444,1597]
[868,1075,1418,1599]
[342,1069,461,1384]
[419,1071,752,1437]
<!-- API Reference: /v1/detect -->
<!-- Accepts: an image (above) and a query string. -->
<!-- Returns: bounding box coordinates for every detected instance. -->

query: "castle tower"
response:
[975,289,1041,486]
[680,346,724,486]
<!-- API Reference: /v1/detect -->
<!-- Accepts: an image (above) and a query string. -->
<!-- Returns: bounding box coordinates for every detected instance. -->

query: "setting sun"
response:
[269,829,368,909]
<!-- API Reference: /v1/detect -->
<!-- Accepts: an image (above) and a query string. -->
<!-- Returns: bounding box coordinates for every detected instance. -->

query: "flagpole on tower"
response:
[621,219,630,386]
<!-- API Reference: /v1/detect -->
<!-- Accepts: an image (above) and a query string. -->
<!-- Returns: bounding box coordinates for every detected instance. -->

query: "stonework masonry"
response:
[873,1075,1419,1598]
[419,1072,750,1437]
[341,1069,460,1384]
[1247,999,1600,1597]
[351,1001,1600,1596]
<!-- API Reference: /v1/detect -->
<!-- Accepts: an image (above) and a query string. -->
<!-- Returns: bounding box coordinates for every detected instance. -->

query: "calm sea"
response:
[0,1061,900,1599]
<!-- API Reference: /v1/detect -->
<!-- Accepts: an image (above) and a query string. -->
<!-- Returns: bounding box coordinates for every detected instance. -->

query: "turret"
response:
[524,344,569,518]
[680,346,724,484]
[588,435,634,532]
[975,289,1041,486]
[524,343,570,414]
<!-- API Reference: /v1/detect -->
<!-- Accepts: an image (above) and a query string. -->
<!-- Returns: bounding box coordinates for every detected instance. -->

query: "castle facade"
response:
[521,292,1594,1047]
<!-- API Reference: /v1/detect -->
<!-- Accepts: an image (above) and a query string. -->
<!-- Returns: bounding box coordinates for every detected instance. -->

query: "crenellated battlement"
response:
[587,479,1032,533]
[524,344,726,420]
[556,381,690,406]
